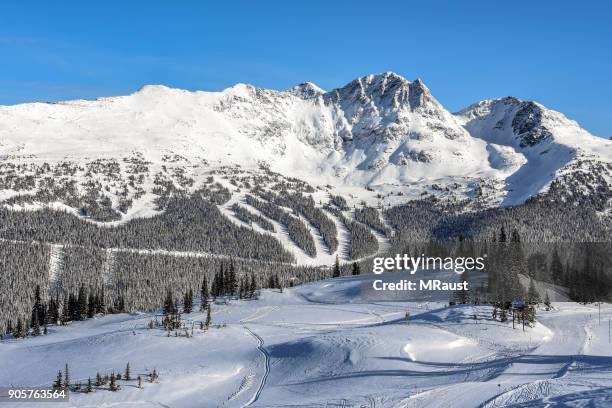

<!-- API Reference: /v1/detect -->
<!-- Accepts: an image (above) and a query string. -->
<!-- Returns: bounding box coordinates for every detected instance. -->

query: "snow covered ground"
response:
[1,274,611,408]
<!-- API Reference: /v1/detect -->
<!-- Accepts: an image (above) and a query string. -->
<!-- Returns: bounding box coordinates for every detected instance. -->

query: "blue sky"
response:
[1,1,610,136]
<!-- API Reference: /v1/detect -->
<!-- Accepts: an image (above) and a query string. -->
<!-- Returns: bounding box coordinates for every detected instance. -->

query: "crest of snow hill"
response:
[0,71,610,224]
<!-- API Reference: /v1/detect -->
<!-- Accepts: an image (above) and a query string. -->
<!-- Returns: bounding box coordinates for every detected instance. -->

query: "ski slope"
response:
[1,274,611,407]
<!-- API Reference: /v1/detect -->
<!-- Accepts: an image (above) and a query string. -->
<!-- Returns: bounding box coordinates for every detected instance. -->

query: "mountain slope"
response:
[456,97,611,205]
[0,72,609,221]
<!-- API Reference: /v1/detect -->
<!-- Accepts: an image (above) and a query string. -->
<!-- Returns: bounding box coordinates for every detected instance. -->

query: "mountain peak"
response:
[133,84,176,96]
[288,82,325,99]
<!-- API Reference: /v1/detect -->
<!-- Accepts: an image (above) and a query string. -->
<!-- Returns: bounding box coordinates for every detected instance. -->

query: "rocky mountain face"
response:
[0,72,610,222]
[456,96,611,205]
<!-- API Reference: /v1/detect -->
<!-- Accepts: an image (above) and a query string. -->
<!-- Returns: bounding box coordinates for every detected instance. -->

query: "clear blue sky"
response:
[1,1,610,136]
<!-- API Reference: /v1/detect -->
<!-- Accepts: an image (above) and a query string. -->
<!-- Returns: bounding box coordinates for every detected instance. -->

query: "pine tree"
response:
[85,377,92,393]
[333,255,340,278]
[249,273,257,298]
[32,313,40,336]
[125,362,131,381]
[99,287,106,314]
[527,278,541,304]
[218,264,225,296]
[47,294,59,325]
[109,372,117,391]
[228,261,237,296]
[550,247,564,284]
[31,285,45,330]
[267,275,275,289]
[499,226,507,243]
[200,276,209,311]
[544,292,551,310]
[63,363,70,391]
[163,290,175,316]
[113,294,125,313]
[53,370,63,391]
[87,291,95,318]
[95,372,102,386]
[183,289,193,314]
[14,319,24,338]
[61,293,70,324]
[205,306,211,328]
[77,285,87,320]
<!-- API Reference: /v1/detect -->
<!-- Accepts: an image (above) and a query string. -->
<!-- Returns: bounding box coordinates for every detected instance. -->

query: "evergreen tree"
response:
[527,278,541,304]
[63,363,70,391]
[544,292,551,309]
[333,255,340,278]
[113,294,125,313]
[32,313,40,336]
[95,372,102,387]
[550,247,564,284]
[200,276,209,311]
[109,372,118,391]
[499,226,507,242]
[31,285,46,330]
[218,264,225,296]
[85,377,92,393]
[249,273,257,298]
[47,294,59,325]
[163,290,175,315]
[77,285,88,320]
[183,289,193,314]
[205,306,211,328]
[87,291,96,318]
[14,319,24,338]
[238,279,245,299]
[228,261,237,296]
[61,293,70,324]
[53,370,63,391]
[99,287,106,314]
[125,362,131,381]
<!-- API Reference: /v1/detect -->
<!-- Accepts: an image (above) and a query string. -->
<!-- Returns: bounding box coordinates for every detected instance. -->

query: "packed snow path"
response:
[241,325,271,407]
[1,275,610,408]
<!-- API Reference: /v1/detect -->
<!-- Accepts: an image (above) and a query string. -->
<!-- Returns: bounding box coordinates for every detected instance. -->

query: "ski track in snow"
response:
[241,325,271,407]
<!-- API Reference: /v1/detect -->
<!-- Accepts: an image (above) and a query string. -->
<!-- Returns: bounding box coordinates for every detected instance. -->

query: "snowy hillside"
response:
[1,72,609,220]
[457,97,612,205]
[2,274,611,408]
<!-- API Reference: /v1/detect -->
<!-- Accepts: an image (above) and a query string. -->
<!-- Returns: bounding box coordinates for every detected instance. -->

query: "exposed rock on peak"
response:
[289,82,325,99]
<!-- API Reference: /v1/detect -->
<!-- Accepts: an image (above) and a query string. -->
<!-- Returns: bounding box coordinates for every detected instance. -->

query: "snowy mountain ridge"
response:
[0,72,610,220]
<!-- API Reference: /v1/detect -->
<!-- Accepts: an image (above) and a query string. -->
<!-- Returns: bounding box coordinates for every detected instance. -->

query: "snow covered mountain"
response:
[0,72,609,220]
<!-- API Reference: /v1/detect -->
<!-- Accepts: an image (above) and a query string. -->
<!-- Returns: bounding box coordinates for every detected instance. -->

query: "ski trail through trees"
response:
[48,244,64,290]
